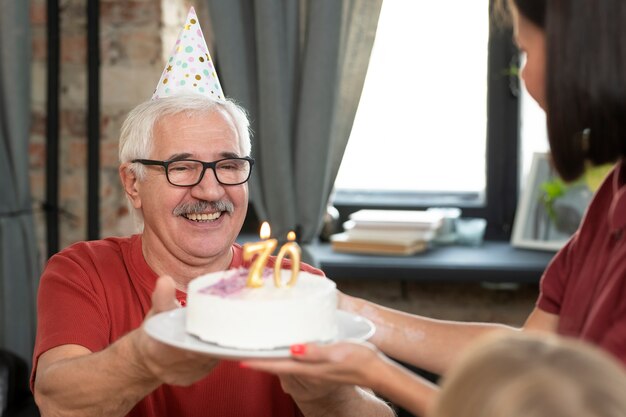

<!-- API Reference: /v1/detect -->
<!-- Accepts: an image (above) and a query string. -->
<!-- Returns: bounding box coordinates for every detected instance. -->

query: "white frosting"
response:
[186,269,338,349]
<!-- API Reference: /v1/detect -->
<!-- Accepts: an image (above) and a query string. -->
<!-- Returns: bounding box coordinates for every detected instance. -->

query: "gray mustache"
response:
[173,200,234,216]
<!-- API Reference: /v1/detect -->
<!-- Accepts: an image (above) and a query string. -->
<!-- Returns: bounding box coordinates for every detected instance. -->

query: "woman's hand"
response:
[243,340,436,416]
[242,340,389,391]
[244,341,398,416]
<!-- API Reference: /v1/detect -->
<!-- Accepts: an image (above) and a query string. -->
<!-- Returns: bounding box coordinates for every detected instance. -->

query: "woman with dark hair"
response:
[514,0,626,180]
[244,1,626,416]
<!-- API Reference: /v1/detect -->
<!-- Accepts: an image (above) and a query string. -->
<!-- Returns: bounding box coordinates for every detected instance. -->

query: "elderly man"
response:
[31,93,393,417]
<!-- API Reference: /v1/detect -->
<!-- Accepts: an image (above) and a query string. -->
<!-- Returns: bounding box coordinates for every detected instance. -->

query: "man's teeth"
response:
[185,212,222,221]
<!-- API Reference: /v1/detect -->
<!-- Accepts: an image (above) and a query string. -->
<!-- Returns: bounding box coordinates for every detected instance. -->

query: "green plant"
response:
[540,163,613,224]
[540,177,566,223]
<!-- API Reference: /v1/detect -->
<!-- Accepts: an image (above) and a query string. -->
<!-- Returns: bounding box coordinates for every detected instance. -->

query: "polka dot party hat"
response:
[152,7,224,100]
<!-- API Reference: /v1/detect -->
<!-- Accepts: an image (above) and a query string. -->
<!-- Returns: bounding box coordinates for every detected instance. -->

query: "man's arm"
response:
[34,276,219,417]
[35,335,159,417]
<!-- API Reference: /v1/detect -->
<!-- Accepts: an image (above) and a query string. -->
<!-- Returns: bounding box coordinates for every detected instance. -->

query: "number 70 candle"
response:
[274,231,301,287]
[242,222,277,288]
[242,222,301,288]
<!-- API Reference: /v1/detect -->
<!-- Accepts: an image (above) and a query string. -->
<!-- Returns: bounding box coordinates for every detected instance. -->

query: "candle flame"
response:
[260,222,271,239]
[287,231,296,242]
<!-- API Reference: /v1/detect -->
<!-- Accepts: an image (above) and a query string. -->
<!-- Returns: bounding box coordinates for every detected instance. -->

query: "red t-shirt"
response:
[537,161,626,364]
[32,235,324,417]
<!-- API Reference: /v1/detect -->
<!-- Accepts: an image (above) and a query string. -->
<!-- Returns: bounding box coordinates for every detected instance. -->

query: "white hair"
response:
[118,94,252,228]
[119,93,251,169]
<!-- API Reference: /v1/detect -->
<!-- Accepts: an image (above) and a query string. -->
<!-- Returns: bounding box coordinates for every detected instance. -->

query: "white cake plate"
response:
[144,308,376,359]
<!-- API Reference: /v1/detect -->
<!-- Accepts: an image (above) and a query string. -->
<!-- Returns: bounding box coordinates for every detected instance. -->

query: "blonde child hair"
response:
[432,333,626,417]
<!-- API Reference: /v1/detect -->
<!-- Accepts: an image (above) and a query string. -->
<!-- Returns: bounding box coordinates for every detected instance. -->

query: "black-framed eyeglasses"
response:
[132,157,255,187]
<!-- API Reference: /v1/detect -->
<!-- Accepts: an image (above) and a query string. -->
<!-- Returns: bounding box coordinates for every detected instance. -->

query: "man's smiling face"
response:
[134,108,249,264]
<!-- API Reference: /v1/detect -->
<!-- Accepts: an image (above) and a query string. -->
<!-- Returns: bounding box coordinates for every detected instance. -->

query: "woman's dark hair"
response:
[512,0,626,181]
[511,0,545,28]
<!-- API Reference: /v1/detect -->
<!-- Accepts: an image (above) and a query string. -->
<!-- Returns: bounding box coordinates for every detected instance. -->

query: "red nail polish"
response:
[239,362,249,369]
[291,344,306,355]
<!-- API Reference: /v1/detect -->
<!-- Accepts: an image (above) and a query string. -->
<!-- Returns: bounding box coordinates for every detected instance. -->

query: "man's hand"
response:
[132,275,220,386]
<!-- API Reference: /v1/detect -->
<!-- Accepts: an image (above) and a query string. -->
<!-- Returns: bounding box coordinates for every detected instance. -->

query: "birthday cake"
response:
[186,267,338,349]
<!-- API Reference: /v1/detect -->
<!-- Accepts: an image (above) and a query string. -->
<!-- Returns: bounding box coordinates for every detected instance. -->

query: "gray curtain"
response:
[207,0,382,248]
[0,0,39,364]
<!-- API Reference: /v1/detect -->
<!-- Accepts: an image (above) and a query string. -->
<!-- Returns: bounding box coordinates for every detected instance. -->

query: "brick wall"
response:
[30,0,48,261]
[100,0,164,239]
[29,0,205,255]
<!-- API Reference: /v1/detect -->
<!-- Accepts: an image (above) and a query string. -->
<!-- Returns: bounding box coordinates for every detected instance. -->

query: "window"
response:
[332,0,520,240]
[519,83,549,189]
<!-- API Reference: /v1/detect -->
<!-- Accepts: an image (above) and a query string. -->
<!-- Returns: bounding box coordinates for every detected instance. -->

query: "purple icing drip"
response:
[199,267,272,297]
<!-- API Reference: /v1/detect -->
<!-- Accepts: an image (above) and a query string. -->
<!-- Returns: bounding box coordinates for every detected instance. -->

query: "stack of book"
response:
[330,209,443,255]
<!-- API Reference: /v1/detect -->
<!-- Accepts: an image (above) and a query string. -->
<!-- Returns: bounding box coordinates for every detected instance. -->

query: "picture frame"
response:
[511,152,593,251]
